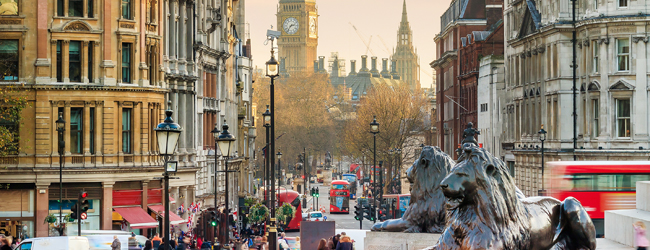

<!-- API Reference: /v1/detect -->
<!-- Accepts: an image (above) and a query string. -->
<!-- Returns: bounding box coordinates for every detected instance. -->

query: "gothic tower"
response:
[276,0,318,74]
[392,0,420,90]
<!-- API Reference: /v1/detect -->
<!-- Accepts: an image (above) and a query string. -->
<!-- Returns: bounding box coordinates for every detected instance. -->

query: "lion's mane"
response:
[445,146,531,249]
[402,146,455,232]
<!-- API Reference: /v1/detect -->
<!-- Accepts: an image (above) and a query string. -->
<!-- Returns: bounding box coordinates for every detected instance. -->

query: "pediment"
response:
[517,0,542,39]
[59,20,92,32]
[609,80,634,91]
[588,81,600,91]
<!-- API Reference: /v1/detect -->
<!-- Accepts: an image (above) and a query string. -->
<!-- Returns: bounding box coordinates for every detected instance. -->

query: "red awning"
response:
[113,207,158,229]
[148,205,185,225]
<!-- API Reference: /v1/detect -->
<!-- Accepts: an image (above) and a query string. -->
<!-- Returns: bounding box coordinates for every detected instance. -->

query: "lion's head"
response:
[440,145,528,232]
[406,146,454,203]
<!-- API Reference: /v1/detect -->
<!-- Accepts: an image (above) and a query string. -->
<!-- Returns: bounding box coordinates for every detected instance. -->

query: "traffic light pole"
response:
[77,194,81,236]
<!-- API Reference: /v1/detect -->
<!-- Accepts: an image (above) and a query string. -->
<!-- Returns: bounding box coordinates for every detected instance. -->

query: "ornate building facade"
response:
[431,0,503,158]
[276,0,318,74]
[0,0,255,241]
[503,0,650,206]
[392,0,421,90]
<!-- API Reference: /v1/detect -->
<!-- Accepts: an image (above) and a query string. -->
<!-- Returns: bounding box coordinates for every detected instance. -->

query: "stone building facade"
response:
[503,0,650,197]
[0,0,255,241]
[431,0,502,158]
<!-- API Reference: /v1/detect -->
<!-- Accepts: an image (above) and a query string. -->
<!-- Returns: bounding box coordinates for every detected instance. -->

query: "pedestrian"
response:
[335,235,353,250]
[152,233,162,248]
[0,238,10,250]
[197,237,203,249]
[260,236,268,250]
[293,237,301,250]
[176,235,190,250]
[635,221,649,250]
[317,238,328,250]
[111,236,121,250]
[157,238,172,250]
[200,240,211,250]
[143,240,153,250]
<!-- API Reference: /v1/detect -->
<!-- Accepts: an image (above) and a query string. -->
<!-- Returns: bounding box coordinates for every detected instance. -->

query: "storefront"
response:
[0,183,35,240]
[47,183,102,235]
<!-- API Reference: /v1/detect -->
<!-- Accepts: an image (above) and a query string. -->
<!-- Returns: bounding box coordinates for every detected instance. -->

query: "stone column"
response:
[63,41,70,83]
[64,103,71,157]
[35,0,50,84]
[101,182,115,230]
[185,2,194,74]
[178,0,187,75]
[179,186,188,231]
[169,0,177,74]
[634,38,648,140]
[82,41,89,84]
[133,102,141,158]
[178,89,187,156]
[186,86,194,158]
[83,102,91,157]
[101,0,115,86]
[35,183,51,237]
[163,0,169,72]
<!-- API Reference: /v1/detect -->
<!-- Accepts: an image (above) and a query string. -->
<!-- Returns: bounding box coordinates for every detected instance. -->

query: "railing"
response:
[72,156,83,164]
[440,0,467,32]
[0,156,18,165]
[124,156,133,163]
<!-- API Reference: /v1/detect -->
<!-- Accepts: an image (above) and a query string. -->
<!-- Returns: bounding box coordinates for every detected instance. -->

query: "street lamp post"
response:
[209,123,220,242]
[56,112,65,236]
[396,148,402,194]
[262,106,271,209]
[538,125,547,196]
[215,120,236,249]
[265,37,280,249]
[154,108,182,250]
[302,147,307,209]
[277,151,283,188]
[369,116,379,219]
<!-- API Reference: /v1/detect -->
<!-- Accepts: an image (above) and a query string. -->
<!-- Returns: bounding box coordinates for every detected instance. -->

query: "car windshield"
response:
[311,213,322,218]
[343,176,356,182]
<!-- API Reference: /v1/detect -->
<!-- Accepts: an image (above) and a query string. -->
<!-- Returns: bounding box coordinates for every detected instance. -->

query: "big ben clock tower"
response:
[276,0,318,74]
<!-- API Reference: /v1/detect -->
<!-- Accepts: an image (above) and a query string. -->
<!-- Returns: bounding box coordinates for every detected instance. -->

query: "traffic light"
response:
[369,207,377,222]
[209,211,217,227]
[79,191,89,220]
[354,203,363,221]
[70,203,78,220]
[314,187,319,198]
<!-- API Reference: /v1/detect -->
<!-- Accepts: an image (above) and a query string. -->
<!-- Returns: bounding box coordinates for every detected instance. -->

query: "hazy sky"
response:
[245,0,454,88]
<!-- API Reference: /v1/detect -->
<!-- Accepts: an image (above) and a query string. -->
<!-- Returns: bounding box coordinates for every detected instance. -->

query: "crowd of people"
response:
[316,232,353,250]
[0,234,19,250]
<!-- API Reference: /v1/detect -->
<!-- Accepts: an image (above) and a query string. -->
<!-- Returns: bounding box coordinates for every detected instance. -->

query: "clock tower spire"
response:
[276,0,319,74]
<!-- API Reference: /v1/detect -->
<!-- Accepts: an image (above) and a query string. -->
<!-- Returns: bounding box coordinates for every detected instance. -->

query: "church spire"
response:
[401,0,408,24]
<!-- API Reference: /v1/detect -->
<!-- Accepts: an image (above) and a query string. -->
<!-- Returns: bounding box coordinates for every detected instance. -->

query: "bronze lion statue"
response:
[427,145,596,250]
[371,146,454,233]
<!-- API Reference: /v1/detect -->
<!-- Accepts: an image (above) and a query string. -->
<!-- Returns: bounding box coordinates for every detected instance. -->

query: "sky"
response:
[245,0,454,89]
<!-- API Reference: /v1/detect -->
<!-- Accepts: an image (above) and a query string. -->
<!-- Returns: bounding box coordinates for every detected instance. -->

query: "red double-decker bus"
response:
[276,189,303,231]
[330,180,350,214]
[546,161,650,237]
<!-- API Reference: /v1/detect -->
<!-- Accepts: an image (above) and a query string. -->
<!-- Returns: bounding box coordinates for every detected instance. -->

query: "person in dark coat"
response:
[335,235,353,250]
[157,238,172,250]
[111,236,121,250]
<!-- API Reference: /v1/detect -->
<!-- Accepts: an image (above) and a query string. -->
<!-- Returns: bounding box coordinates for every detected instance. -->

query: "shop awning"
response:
[113,206,158,229]
[148,205,185,225]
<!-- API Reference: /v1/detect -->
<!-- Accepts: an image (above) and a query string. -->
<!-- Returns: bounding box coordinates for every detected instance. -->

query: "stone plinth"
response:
[363,232,440,250]
[636,181,650,211]
[605,181,650,248]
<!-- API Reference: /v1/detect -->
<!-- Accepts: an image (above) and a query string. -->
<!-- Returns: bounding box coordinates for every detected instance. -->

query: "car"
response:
[15,236,90,250]
[301,212,309,221]
[307,211,326,221]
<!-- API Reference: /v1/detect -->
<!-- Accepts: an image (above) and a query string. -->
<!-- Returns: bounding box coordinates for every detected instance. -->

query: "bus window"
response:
[571,174,650,191]
[595,175,616,191]
[571,175,594,191]
[332,184,349,190]
[291,196,300,207]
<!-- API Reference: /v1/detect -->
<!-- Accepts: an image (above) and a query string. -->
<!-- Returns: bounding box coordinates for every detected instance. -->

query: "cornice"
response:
[25,84,170,93]
[430,50,458,69]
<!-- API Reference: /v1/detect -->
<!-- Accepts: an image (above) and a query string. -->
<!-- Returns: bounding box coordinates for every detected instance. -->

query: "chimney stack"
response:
[349,60,357,75]
[370,56,380,77]
[391,60,401,80]
[381,58,391,78]
[318,56,326,73]
[314,60,319,73]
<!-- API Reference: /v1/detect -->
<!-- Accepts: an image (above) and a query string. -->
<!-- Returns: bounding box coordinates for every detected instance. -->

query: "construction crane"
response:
[349,22,375,56]
[377,35,392,55]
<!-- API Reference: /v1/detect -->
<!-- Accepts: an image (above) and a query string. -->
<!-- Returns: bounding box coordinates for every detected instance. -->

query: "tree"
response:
[343,83,428,192]
[253,71,340,178]
[0,85,28,156]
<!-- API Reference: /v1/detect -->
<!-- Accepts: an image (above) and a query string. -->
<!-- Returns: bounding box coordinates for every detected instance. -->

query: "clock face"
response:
[309,16,317,37]
[283,17,299,35]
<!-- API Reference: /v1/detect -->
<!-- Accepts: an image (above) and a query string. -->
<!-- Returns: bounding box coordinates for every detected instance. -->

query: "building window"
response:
[68,0,83,17]
[56,41,62,82]
[90,107,95,154]
[592,41,599,73]
[57,0,64,16]
[88,42,93,83]
[616,99,630,138]
[592,99,599,137]
[122,108,132,153]
[88,0,93,18]
[619,0,628,7]
[480,103,488,112]
[0,0,18,15]
[594,0,598,9]
[122,0,131,19]
[70,108,83,154]
[147,0,155,23]
[617,39,629,71]
[122,43,131,83]
[0,40,18,81]
[69,41,81,82]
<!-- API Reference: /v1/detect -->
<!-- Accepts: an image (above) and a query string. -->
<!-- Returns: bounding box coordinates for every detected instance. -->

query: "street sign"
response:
[323,216,327,220]
[80,212,87,220]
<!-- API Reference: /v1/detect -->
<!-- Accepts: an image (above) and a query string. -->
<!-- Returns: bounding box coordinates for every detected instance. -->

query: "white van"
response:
[15,236,90,250]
